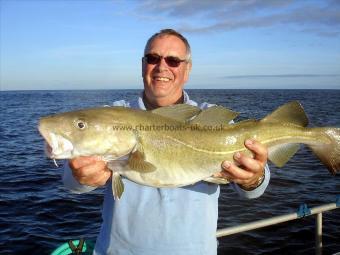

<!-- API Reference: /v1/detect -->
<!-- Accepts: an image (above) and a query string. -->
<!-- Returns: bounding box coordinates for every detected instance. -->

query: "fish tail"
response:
[308,128,340,175]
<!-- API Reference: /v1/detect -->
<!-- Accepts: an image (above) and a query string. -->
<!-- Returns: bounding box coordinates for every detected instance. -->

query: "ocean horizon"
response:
[1,89,339,254]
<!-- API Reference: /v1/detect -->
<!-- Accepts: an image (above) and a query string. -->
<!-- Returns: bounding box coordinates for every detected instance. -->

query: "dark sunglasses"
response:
[143,53,187,68]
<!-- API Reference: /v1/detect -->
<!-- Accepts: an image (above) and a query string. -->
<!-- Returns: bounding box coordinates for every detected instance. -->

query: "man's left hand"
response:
[215,139,268,190]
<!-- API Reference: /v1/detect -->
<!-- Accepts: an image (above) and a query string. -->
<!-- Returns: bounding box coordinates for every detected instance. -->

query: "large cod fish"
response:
[38,101,339,199]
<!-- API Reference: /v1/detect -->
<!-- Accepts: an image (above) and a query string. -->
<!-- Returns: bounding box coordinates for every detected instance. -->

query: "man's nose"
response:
[157,57,168,71]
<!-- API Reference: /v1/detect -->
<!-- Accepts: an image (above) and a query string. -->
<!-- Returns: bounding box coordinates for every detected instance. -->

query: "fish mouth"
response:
[47,133,74,159]
[45,143,53,157]
[39,125,74,159]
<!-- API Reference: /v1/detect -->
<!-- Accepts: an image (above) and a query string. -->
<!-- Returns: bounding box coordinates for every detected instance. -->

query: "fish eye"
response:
[75,119,87,130]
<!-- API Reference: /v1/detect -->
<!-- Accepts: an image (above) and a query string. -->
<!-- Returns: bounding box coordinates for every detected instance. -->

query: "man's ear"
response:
[184,62,192,82]
[187,61,192,72]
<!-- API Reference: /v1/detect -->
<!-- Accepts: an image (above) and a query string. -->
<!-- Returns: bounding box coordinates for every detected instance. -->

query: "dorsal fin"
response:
[261,101,309,127]
[190,106,239,126]
[152,104,201,122]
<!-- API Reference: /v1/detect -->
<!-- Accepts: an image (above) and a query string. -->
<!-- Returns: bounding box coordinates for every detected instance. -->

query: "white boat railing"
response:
[216,196,340,255]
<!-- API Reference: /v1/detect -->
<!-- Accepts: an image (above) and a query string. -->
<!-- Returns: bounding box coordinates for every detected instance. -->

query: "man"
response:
[63,29,270,255]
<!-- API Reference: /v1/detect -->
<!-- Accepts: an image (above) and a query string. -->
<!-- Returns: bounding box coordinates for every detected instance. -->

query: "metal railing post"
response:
[216,200,339,254]
[315,212,322,255]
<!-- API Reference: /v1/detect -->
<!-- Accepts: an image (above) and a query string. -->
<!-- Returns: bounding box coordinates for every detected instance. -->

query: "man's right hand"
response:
[68,156,112,187]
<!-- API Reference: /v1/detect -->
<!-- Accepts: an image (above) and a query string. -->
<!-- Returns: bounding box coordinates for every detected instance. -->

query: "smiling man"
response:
[142,32,192,108]
[63,29,270,255]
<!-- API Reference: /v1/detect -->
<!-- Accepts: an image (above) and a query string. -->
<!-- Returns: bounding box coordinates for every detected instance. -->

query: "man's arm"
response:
[63,156,111,193]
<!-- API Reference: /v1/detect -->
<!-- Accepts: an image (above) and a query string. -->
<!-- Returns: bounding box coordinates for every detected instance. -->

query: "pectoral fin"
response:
[204,176,230,185]
[112,173,124,200]
[128,150,156,172]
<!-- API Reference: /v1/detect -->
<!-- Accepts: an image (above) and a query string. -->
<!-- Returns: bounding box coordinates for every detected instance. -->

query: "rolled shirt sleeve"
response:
[231,164,270,199]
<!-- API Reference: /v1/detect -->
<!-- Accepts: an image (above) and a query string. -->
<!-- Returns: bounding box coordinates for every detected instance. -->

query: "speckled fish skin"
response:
[39,101,340,199]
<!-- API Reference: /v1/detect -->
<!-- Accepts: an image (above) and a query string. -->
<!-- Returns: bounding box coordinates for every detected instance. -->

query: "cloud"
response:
[221,74,340,79]
[135,0,340,37]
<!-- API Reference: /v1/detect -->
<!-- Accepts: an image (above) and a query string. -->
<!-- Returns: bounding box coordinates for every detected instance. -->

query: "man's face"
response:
[142,35,191,106]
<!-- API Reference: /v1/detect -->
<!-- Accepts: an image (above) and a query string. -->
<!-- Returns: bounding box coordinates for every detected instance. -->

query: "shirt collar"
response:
[137,90,196,110]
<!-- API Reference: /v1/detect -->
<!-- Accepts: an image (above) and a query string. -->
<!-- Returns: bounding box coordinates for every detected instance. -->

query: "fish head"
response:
[38,107,137,160]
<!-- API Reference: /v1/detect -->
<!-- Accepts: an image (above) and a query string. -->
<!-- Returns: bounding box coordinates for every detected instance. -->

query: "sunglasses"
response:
[143,53,187,68]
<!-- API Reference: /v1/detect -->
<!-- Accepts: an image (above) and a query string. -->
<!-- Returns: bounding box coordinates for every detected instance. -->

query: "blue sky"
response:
[1,0,339,90]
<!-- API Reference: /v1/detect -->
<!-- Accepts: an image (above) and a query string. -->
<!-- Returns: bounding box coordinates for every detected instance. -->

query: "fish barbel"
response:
[38,101,340,199]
